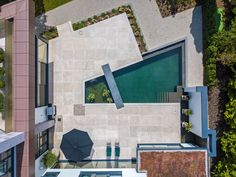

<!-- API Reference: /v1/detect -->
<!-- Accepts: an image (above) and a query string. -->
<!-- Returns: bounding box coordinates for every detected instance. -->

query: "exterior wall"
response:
[0,0,35,176]
[35,151,47,177]
[35,106,48,125]
[188,92,202,137]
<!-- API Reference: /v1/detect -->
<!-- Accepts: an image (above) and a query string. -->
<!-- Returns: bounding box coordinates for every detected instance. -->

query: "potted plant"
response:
[87,93,95,103]
[182,121,192,132]
[42,151,57,168]
[181,95,190,101]
[182,108,192,116]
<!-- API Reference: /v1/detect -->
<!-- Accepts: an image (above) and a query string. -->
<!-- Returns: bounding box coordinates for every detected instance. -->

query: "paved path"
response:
[42,0,203,86]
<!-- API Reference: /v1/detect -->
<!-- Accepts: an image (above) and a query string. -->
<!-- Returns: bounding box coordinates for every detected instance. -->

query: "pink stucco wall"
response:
[0,0,35,177]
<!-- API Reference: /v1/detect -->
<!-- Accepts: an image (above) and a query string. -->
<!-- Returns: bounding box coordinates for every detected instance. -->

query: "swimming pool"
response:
[85,42,184,103]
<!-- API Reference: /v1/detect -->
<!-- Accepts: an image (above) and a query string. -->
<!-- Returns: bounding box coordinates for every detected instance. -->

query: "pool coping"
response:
[82,39,186,106]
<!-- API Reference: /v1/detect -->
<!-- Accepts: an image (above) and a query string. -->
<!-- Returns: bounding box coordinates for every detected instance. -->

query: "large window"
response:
[35,130,49,158]
[0,149,14,177]
[36,38,48,107]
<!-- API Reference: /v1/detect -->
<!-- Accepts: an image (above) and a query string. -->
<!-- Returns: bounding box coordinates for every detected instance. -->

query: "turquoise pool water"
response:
[85,46,182,103]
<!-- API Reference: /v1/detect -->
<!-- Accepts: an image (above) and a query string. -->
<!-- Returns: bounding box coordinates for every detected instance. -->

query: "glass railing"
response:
[55,159,136,169]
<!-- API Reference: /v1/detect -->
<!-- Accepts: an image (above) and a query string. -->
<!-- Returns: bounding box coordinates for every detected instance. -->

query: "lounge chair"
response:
[115,142,120,158]
[106,142,112,157]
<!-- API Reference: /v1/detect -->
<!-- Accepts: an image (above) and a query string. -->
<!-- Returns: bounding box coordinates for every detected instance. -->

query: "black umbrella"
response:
[60,129,93,162]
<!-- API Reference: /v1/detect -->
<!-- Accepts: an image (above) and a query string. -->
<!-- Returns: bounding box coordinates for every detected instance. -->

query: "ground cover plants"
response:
[40,5,147,53]
[202,0,236,176]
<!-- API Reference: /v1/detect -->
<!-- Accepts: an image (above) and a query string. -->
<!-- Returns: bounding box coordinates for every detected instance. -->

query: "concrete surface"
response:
[39,0,203,86]
[49,14,181,159]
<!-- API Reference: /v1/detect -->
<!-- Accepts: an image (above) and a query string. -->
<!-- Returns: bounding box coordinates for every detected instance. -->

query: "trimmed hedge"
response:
[0,80,5,89]
[0,93,4,112]
[0,48,5,63]
[0,67,5,76]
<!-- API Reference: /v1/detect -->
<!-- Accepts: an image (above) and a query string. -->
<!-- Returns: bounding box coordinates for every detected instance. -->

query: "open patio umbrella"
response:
[60,129,93,162]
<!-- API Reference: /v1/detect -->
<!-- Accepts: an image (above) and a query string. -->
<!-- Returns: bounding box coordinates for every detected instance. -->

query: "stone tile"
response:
[74,104,85,116]
[49,14,181,159]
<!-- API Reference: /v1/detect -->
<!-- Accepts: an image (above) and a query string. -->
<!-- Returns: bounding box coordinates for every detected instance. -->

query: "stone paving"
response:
[40,0,203,86]
[49,14,181,159]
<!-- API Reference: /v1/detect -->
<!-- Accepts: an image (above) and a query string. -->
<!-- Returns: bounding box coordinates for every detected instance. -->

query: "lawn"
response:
[35,0,72,16]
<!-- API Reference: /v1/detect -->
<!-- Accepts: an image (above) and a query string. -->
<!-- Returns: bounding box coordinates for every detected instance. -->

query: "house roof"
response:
[139,150,207,177]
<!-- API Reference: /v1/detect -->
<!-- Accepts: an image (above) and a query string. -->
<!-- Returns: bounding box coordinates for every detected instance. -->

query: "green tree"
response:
[221,131,236,159]
[224,99,236,129]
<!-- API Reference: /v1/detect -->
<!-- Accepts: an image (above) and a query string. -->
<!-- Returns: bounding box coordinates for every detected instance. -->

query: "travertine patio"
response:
[49,14,181,159]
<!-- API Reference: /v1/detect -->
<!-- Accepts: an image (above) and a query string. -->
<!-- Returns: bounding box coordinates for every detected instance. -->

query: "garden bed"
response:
[156,0,200,18]
[40,5,147,53]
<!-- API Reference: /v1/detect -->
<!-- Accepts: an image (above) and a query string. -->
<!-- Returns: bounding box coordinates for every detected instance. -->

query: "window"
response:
[36,130,49,158]
[36,37,48,107]
[0,148,14,177]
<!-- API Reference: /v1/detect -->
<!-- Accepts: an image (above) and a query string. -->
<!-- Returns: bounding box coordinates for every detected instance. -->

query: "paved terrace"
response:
[39,0,203,86]
[49,14,181,159]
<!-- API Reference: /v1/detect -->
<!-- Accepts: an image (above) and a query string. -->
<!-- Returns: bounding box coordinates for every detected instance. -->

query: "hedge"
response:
[0,93,4,112]
[0,48,5,63]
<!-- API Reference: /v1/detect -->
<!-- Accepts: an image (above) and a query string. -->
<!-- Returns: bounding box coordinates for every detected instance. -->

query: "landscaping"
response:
[34,0,72,16]
[156,0,201,18]
[43,151,58,168]
[40,5,147,53]
[0,48,5,113]
[85,78,113,104]
[202,0,236,176]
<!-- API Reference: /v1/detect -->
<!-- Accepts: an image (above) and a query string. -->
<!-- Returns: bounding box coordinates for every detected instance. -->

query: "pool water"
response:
[85,46,182,103]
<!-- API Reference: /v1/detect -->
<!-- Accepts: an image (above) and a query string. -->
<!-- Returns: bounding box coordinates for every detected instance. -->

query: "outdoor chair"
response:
[115,142,120,158]
[106,142,112,157]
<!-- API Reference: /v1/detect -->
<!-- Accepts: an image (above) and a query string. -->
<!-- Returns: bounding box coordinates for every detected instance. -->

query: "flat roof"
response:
[43,169,146,177]
[0,132,24,154]
[139,150,208,177]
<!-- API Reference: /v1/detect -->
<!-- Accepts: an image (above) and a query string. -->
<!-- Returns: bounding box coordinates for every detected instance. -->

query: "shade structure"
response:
[60,129,93,162]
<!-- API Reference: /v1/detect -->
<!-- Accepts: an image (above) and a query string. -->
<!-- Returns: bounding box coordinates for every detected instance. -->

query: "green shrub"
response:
[0,80,5,88]
[206,63,217,86]
[0,67,5,76]
[183,109,192,116]
[221,131,236,160]
[42,151,57,168]
[212,160,236,177]
[41,27,58,40]
[0,93,4,112]
[102,89,110,98]
[87,93,95,103]
[73,21,86,30]
[224,99,236,129]
[206,45,218,58]
[106,97,113,103]
[182,122,192,132]
[0,48,5,63]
